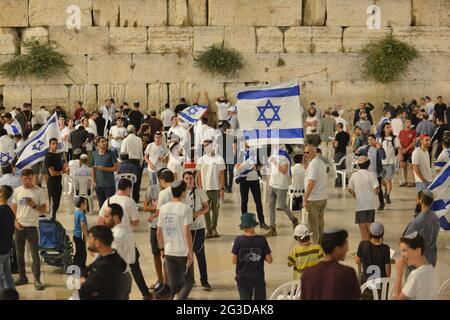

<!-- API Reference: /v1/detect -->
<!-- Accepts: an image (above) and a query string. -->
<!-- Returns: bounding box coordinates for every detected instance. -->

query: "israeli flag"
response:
[428,160,450,218]
[15,113,62,170]
[235,80,304,146]
[0,135,16,166]
[178,105,208,124]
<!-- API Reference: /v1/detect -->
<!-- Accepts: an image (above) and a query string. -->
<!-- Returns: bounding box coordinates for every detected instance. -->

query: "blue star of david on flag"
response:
[0,152,12,166]
[32,140,44,151]
[187,106,200,116]
[256,100,281,127]
[178,105,208,124]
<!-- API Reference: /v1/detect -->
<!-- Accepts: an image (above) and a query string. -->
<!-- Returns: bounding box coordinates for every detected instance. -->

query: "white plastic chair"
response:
[333,154,354,190]
[287,171,305,211]
[438,278,450,299]
[63,175,75,215]
[259,177,268,203]
[72,175,95,215]
[269,280,301,300]
[360,277,394,300]
[115,173,137,196]
[287,188,304,212]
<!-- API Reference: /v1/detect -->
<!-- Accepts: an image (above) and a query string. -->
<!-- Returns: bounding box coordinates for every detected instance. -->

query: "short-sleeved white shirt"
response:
[378,136,400,165]
[304,156,328,201]
[412,147,433,183]
[12,185,46,227]
[196,154,226,191]
[402,264,439,300]
[154,187,173,228]
[109,126,127,149]
[99,195,140,231]
[157,201,193,257]
[112,223,136,269]
[348,169,379,211]
[268,154,290,190]
[144,142,168,172]
[184,187,209,230]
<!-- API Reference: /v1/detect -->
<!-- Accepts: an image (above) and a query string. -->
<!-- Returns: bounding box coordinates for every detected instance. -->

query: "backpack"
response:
[382,136,398,156]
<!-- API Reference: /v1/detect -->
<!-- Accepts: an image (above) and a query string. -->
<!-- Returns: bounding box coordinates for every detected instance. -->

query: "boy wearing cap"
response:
[288,224,324,280]
[348,156,380,240]
[232,213,272,300]
[355,222,391,288]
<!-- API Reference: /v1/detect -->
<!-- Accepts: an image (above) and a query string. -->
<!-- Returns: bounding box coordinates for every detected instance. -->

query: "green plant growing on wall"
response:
[361,35,419,84]
[195,44,244,77]
[0,38,71,80]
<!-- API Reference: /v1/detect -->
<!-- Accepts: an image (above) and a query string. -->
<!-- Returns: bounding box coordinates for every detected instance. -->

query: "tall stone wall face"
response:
[0,0,449,118]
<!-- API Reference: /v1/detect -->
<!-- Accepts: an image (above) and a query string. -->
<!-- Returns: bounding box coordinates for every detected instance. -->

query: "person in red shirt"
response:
[74,101,86,121]
[398,119,417,187]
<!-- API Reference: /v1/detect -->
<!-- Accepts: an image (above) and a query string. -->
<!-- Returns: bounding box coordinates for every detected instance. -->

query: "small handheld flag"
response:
[178,105,208,124]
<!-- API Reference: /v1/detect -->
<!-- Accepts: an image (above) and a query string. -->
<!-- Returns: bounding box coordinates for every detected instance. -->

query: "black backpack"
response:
[382,136,398,156]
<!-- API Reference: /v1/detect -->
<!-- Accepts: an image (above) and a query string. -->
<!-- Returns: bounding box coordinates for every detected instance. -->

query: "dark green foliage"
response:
[361,35,418,84]
[0,38,71,80]
[195,44,244,77]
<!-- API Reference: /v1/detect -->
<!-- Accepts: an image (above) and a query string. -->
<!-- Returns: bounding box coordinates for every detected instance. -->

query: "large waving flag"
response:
[15,113,62,169]
[428,160,450,230]
[235,80,304,146]
[178,105,208,124]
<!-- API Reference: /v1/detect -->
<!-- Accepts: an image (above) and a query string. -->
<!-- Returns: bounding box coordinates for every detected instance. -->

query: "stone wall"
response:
[0,0,449,119]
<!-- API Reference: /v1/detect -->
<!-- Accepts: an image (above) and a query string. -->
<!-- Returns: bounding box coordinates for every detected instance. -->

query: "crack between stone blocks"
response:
[324,0,327,27]
[206,0,209,26]
[341,26,346,53]
[166,0,170,26]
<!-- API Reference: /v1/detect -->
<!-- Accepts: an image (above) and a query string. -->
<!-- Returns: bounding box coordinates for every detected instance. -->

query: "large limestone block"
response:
[3,86,31,108]
[284,27,313,53]
[109,27,147,54]
[32,85,69,107]
[300,81,332,107]
[119,0,167,27]
[327,0,411,27]
[188,0,207,26]
[311,27,343,53]
[0,55,13,85]
[93,0,119,26]
[29,0,93,27]
[168,0,189,26]
[256,27,284,53]
[88,54,133,84]
[97,84,125,106]
[208,0,302,26]
[125,83,148,110]
[148,27,193,54]
[193,27,224,52]
[343,27,392,53]
[326,53,364,81]
[178,55,229,83]
[224,27,256,53]
[148,83,168,111]
[132,54,180,83]
[49,27,109,55]
[405,53,450,81]
[0,0,28,27]
[303,0,326,26]
[68,85,97,110]
[224,82,244,104]
[393,27,450,52]
[168,82,224,111]
[278,53,328,82]
[413,0,450,26]
[0,28,17,55]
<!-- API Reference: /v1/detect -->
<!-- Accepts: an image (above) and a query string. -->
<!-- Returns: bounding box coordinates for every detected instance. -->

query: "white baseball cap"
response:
[294,224,313,239]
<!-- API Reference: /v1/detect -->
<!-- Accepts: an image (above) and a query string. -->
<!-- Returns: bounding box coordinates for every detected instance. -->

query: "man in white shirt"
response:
[0,129,16,167]
[157,180,194,300]
[196,139,225,239]
[11,169,47,290]
[412,135,433,192]
[182,171,211,291]
[109,118,127,159]
[144,131,168,188]
[391,112,404,137]
[97,178,152,299]
[265,145,299,237]
[88,113,99,137]
[347,156,380,240]
[216,97,230,121]
[161,103,175,131]
[103,203,134,299]
[395,233,439,300]
[332,111,348,132]
[101,98,116,130]
[303,145,328,244]
[33,106,50,126]
[3,113,22,137]
[121,124,144,203]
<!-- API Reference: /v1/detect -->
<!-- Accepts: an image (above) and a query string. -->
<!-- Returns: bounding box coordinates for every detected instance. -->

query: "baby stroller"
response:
[38,216,74,272]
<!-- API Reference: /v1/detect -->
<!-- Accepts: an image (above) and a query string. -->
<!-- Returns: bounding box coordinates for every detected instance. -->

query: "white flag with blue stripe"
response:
[0,135,16,166]
[235,80,304,146]
[428,160,450,218]
[178,105,208,124]
[15,113,62,170]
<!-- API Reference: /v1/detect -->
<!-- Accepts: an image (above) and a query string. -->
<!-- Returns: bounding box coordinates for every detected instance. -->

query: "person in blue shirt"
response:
[73,196,89,271]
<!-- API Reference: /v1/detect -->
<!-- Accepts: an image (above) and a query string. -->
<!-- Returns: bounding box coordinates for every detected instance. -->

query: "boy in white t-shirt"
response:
[157,180,194,300]
[109,118,128,159]
[395,233,439,300]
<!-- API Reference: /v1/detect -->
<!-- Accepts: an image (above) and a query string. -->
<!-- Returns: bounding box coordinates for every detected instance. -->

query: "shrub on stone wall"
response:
[361,35,418,84]
[195,44,244,77]
[0,38,71,80]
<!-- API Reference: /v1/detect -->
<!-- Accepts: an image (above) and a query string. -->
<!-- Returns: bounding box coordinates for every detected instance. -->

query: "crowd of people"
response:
[0,94,449,300]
